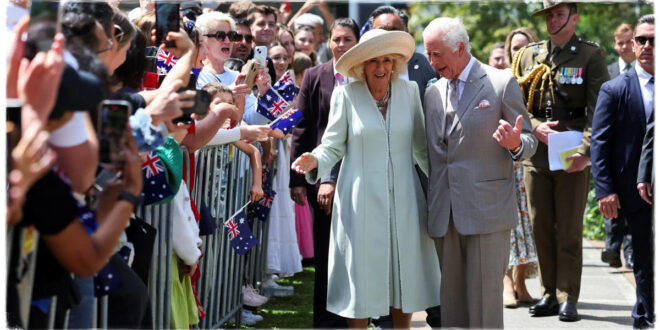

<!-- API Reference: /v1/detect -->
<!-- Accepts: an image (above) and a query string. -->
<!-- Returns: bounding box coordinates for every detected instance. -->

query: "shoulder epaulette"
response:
[578,37,600,47]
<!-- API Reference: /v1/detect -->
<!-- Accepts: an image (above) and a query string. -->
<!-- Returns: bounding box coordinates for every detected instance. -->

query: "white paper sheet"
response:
[548,131,583,171]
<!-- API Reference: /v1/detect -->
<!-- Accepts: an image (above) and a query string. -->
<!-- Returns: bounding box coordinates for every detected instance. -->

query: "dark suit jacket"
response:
[591,68,649,212]
[408,52,438,100]
[290,61,339,187]
[637,111,654,184]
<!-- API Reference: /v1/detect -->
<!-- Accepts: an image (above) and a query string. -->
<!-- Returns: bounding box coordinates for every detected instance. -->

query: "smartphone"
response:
[254,46,267,66]
[155,2,180,48]
[145,46,159,73]
[172,90,211,124]
[93,169,119,192]
[97,100,131,168]
[24,1,60,60]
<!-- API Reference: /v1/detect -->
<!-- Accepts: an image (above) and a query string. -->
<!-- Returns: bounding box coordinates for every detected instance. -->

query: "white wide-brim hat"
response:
[335,29,415,79]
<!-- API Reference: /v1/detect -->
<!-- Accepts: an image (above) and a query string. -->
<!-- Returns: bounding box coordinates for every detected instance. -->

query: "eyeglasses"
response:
[205,30,240,42]
[96,37,114,54]
[236,33,254,43]
[634,36,654,47]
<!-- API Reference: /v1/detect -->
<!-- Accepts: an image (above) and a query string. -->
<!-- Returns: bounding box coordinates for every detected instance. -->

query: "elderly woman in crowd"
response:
[501,26,540,308]
[291,29,440,328]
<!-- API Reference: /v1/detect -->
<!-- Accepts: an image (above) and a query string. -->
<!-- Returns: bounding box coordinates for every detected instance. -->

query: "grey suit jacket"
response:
[608,62,621,80]
[423,60,537,237]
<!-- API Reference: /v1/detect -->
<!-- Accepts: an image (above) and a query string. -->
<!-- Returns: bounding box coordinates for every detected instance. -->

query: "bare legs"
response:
[503,268,517,307]
[345,308,411,329]
[514,264,533,302]
[503,264,534,307]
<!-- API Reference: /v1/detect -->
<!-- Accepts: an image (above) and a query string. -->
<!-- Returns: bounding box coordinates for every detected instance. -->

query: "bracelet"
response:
[510,143,522,154]
[118,190,142,209]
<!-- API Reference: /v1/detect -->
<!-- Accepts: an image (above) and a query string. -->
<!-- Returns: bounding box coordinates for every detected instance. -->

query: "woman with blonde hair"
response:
[504,27,539,66]
[292,29,440,328]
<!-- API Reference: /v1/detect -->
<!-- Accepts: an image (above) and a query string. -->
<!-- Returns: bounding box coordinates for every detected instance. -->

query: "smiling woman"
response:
[291,29,440,329]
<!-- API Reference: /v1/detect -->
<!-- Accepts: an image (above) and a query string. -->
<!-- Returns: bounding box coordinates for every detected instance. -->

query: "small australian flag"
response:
[270,107,303,135]
[94,263,123,297]
[256,88,289,121]
[272,71,299,102]
[248,188,276,221]
[224,209,259,255]
[141,152,174,205]
[157,49,178,75]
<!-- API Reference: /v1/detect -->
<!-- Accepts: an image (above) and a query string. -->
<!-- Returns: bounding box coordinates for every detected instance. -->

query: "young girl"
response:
[293,26,317,64]
[269,43,291,82]
[201,82,264,203]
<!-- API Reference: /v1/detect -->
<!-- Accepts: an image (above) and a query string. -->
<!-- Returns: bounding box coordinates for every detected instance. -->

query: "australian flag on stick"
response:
[270,107,303,135]
[256,88,289,121]
[157,49,178,75]
[248,189,276,221]
[141,151,174,205]
[224,208,259,255]
[272,71,299,102]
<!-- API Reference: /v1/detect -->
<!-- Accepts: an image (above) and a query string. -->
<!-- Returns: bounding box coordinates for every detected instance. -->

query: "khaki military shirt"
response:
[515,34,609,168]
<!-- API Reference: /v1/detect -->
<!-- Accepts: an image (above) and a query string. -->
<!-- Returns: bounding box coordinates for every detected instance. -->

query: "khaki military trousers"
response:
[523,165,590,304]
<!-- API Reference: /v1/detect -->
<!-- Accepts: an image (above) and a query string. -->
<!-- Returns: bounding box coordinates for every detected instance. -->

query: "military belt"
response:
[532,107,586,121]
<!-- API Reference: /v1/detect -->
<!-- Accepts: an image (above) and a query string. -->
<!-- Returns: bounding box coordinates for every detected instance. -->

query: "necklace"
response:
[374,83,391,111]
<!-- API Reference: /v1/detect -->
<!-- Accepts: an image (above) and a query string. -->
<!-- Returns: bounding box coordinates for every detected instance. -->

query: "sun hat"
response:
[531,0,576,17]
[335,29,415,79]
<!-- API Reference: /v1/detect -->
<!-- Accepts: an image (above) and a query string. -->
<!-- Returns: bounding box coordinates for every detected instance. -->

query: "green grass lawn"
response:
[226,267,315,329]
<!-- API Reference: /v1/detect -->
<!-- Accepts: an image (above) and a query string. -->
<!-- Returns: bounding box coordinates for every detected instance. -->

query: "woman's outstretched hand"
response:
[291,152,318,175]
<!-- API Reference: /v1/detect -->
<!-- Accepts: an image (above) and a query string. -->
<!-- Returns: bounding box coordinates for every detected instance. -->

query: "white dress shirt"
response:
[635,64,654,122]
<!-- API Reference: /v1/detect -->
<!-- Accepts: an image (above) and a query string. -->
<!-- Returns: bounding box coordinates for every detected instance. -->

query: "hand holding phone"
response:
[98,100,132,169]
[155,2,180,48]
[172,89,211,124]
[24,1,60,60]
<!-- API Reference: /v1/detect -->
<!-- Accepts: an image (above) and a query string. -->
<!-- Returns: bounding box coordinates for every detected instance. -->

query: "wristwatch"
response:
[118,190,142,208]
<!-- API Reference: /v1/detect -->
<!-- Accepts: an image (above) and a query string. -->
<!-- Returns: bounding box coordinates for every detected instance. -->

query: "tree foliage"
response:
[408,1,653,64]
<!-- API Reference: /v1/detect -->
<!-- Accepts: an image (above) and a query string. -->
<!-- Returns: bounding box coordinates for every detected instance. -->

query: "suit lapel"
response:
[449,61,486,134]
[320,62,335,99]
[408,54,420,85]
[626,69,646,130]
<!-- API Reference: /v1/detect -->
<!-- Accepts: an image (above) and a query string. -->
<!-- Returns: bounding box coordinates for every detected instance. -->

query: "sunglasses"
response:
[634,36,654,47]
[205,30,240,42]
[236,33,254,43]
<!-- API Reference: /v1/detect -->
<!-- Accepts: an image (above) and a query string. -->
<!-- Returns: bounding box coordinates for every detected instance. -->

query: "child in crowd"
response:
[290,51,315,260]
[201,82,264,203]
[269,42,291,81]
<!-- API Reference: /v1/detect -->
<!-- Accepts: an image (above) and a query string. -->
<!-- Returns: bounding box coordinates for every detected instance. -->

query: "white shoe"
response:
[261,277,294,297]
[243,285,269,307]
[242,310,263,324]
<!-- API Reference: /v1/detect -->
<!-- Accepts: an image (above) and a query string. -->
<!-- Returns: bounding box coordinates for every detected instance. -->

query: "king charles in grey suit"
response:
[422,18,537,328]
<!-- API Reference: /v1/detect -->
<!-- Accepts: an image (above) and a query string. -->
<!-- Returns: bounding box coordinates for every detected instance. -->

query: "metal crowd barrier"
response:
[8,142,271,329]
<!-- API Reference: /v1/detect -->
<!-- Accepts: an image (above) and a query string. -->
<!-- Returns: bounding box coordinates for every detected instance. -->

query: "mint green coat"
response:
[307,79,441,318]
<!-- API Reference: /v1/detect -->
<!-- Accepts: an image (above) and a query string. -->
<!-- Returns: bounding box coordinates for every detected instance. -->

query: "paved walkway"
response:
[411,239,637,329]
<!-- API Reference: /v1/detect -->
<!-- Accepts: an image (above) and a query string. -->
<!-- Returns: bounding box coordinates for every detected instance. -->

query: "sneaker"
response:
[233,310,256,326]
[243,285,269,307]
[242,310,263,324]
[262,277,294,297]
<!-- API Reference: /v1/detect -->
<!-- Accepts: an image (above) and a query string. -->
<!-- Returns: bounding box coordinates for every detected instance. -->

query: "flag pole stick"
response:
[223,202,252,224]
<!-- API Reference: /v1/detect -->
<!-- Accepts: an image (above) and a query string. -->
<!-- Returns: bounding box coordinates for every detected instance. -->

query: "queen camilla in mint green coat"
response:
[305,76,441,319]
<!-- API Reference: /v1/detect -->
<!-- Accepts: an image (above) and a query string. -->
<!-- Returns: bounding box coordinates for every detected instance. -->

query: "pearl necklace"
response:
[374,83,391,112]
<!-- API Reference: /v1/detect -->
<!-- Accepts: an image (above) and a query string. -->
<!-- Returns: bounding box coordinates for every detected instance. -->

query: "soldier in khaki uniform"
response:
[511,0,609,322]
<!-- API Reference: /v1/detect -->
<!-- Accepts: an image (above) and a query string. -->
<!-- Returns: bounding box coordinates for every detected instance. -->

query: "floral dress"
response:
[509,162,538,267]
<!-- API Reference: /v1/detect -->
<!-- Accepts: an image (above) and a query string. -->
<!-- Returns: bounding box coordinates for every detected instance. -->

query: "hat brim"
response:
[335,30,415,79]
[531,3,564,17]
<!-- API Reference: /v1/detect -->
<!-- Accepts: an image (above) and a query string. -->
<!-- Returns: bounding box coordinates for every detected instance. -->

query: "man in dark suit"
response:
[602,23,636,269]
[591,14,654,329]
[290,17,360,328]
[366,5,438,100]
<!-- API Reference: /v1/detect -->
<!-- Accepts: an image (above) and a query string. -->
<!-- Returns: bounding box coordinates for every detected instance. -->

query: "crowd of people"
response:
[4,0,655,329]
